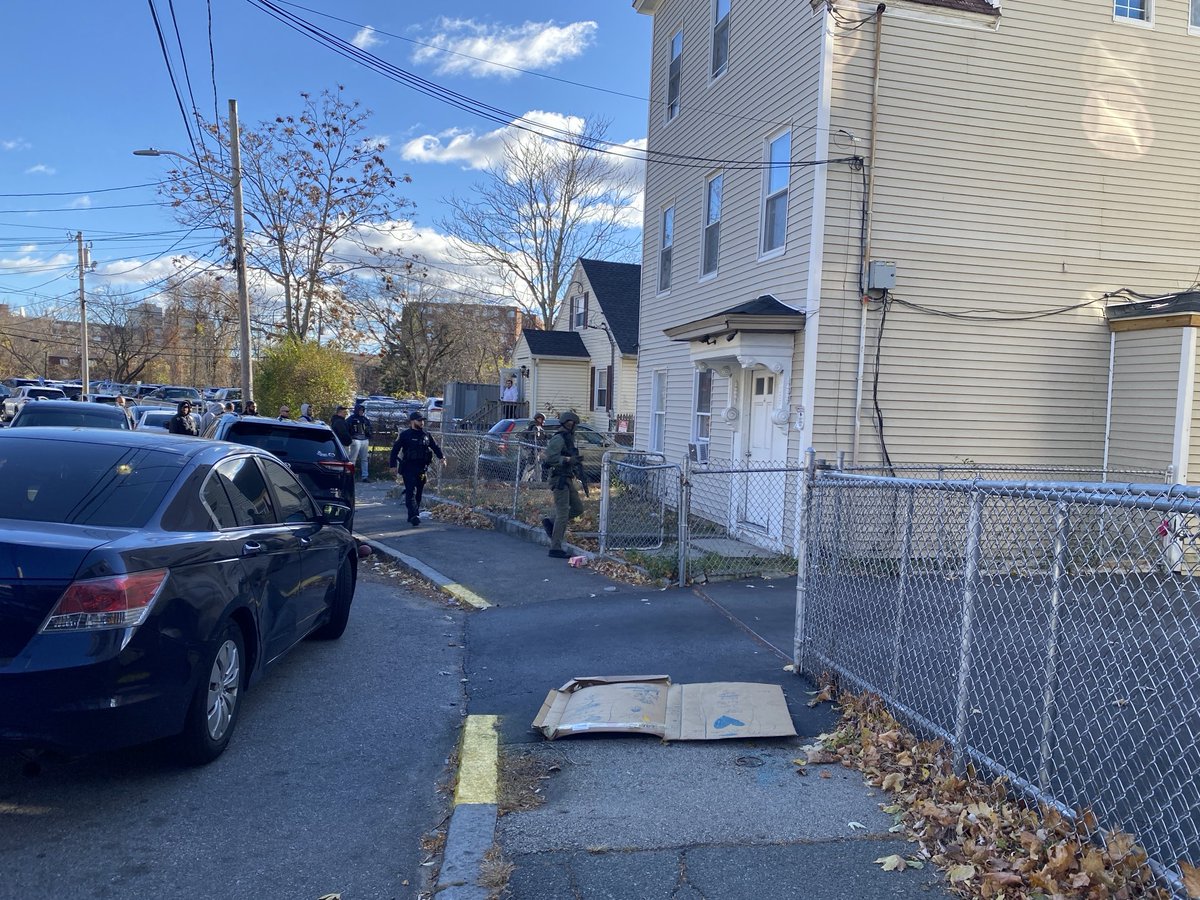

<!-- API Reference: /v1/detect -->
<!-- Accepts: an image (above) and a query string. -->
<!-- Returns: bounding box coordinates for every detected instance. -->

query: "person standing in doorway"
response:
[541,411,585,558]
[347,402,373,482]
[388,410,445,526]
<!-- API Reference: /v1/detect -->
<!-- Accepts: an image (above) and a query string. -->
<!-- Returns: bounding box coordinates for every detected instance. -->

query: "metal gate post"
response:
[793,449,817,671]
[599,452,613,556]
[1037,500,1070,792]
[471,434,480,508]
[511,444,523,518]
[677,456,690,586]
[889,485,916,694]
[953,489,983,775]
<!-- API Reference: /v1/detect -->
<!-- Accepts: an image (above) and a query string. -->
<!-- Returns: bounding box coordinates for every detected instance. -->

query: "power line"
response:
[147,0,202,159]
[244,0,858,174]
[271,0,793,129]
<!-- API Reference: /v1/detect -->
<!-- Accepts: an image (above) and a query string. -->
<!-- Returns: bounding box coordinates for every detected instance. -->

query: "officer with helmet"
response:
[541,410,585,558]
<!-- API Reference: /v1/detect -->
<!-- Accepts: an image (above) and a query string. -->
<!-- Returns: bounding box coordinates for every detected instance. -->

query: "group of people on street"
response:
[162,392,586,556]
[330,403,373,482]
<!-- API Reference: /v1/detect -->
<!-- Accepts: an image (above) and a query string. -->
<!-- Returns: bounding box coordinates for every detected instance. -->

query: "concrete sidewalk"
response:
[354,482,950,899]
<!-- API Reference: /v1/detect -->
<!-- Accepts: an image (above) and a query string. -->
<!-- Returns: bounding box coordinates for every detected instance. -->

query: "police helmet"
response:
[558,410,581,427]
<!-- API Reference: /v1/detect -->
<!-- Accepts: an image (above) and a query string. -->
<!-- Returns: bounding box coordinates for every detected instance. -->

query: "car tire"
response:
[176,621,245,765]
[309,556,355,641]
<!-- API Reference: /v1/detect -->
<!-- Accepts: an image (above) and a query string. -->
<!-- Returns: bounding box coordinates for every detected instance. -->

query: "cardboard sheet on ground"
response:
[532,675,797,741]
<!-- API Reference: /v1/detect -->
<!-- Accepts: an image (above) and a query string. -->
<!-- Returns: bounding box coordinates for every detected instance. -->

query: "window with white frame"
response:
[702,173,723,277]
[1114,0,1149,21]
[1191,0,1199,26]
[692,368,712,460]
[761,130,791,254]
[650,371,667,453]
[712,0,730,78]
[659,206,674,293]
[667,30,683,121]
[592,365,610,412]
[571,292,589,329]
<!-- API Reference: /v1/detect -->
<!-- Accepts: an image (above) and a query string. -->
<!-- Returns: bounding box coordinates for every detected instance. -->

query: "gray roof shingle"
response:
[521,329,590,358]
[579,258,641,355]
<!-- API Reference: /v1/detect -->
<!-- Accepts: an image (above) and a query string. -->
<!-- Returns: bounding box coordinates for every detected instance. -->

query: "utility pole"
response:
[229,99,253,403]
[76,231,91,392]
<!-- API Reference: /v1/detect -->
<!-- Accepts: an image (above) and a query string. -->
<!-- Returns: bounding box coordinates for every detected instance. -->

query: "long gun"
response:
[572,453,590,497]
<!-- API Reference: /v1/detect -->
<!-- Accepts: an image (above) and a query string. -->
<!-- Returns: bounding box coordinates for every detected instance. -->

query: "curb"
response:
[435,715,500,900]
[354,535,492,609]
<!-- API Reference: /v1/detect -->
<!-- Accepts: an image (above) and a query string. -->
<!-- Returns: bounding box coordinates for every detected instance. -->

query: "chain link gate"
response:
[794,458,1200,893]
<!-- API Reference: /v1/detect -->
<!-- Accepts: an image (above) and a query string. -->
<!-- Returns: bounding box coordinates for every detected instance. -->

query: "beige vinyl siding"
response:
[532,358,590,420]
[635,0,823,461]
[811,1,1200,467]
[1108,329,1180,474]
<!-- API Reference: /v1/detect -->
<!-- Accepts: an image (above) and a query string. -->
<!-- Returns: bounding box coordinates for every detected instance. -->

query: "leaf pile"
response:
[815,689,1172,899]
[587,557,654,585]
[428,503,495,530]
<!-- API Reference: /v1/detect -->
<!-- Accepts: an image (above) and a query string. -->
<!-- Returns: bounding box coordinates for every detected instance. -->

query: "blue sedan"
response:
[0,428,358,763]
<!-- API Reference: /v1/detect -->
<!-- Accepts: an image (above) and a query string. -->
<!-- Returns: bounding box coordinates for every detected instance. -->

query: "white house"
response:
[513,258,640,432]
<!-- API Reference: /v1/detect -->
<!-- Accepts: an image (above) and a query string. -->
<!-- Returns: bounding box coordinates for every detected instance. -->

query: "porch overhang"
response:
[663,295,806,343]
[665,296,804,430]
[1106,292,1200,332]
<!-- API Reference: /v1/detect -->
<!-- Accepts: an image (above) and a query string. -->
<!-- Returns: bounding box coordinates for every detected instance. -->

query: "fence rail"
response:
[795,458,1199,894]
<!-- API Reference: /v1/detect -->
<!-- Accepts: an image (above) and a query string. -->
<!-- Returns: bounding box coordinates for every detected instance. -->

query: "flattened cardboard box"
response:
[532,675,797,741]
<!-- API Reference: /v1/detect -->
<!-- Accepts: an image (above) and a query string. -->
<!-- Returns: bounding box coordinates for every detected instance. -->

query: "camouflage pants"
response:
[550,480,583,551]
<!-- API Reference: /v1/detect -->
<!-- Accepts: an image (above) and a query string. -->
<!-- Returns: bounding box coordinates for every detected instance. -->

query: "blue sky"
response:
[0,1,652,317]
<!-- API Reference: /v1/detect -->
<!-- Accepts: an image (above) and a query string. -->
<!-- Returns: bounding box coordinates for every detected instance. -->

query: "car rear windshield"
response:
[14,408,127,429]
[0,438,186,527]
[222,422,343,463]
[26,388,65,400]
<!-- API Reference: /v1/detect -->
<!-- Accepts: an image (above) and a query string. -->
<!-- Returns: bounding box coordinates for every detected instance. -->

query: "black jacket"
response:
[330,414,352,447]
[389,427,444,469]
[347,413,372,440]
[167,414,198,436]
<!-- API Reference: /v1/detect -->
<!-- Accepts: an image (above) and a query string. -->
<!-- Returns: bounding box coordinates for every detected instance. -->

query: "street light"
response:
[134,99,252,401]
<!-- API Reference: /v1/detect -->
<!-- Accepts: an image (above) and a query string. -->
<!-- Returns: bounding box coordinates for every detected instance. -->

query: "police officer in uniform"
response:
[541,411,585,558]
[388,410,445,526]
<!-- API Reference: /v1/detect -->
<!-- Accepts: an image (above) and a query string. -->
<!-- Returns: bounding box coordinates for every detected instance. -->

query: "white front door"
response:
[737,370,787,548]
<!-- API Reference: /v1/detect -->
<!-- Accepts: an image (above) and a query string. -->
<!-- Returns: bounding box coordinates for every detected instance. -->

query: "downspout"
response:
[850,4,886,464]
[798,9,834,458]
[1172,328,1196,485]
[1101,331,1114,480]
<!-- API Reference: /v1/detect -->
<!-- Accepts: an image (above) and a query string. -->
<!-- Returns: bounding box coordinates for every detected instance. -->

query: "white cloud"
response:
[25,164,55,176]
[0,251,73,273]
[412,18,597,79]
[93,255,200,286]
[68,196,91,209]
[19,244,37,253]
[351,25,383,50]
[2,138,31,151]
[400,110,586,170]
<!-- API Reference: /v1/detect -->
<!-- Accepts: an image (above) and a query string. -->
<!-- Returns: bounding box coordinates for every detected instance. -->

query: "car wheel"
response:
[309,556,355,641]
[176,622,244,765]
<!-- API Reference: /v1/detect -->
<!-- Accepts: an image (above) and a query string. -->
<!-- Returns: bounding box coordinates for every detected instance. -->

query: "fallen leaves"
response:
[1182,860,1200,899]
[875,854,924,872]
[428,503,494,529]
[811,688,1169,899]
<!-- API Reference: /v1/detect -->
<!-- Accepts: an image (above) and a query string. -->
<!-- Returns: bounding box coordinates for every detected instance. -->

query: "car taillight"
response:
[40,569,169,633]
[319,461,356,474]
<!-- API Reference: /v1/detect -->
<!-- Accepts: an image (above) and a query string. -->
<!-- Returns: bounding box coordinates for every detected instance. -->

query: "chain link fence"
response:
[795,461,1199,892]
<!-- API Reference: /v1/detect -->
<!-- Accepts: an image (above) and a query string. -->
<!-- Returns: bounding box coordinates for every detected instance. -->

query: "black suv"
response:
[203,414,356,529]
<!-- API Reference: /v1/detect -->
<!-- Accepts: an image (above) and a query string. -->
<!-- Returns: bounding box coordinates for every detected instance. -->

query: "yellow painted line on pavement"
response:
[455,715,499,805]
[444,582,492,610]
